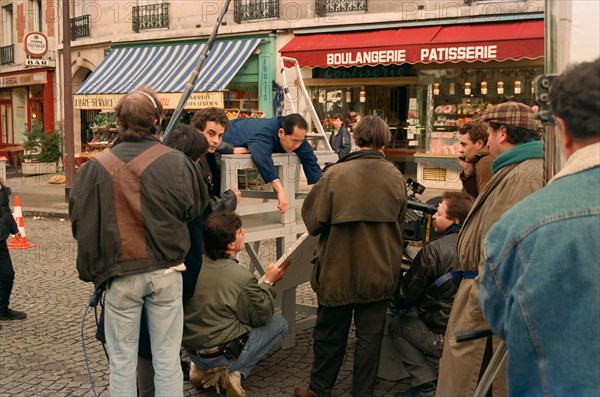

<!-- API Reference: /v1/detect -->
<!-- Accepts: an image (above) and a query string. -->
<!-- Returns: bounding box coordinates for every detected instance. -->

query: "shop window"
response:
[234,0,279,23]
[225,84,261,117]
[315,0,368,17]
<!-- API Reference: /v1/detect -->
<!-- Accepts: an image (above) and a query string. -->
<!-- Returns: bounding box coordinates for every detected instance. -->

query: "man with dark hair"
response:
[183,212,290,397]
[69,88,207,396]
[457,121,493,198]
[436,102,545,397]
[330,113,352,158]
[480,58,600,395]
[223,113,322,214]
[190,108,242,214]
[389,191,474,397]
[296,116,407,397]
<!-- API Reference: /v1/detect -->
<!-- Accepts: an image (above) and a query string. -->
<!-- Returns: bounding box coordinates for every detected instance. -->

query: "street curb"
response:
[23,209,70,219]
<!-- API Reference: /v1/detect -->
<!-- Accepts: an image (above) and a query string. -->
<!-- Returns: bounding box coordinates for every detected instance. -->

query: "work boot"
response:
[0,308,27,321]
[294,387,319,397]
[189,362,208,388]
[226,370,246,397]
[394,381,436,397]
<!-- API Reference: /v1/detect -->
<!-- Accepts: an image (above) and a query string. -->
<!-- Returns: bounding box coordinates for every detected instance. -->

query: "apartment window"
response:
[132,2,169,33]
[2,4,14,46]
[234,0,279,23]
[30,0,42,32]
[315,0,368,17]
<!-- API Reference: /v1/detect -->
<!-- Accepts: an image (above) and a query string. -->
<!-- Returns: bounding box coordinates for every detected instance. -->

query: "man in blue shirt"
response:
[223,113,322,214]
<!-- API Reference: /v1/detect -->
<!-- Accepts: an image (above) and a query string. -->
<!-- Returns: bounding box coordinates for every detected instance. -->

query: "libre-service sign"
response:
[74,92,224,110]
[24,32,49,57]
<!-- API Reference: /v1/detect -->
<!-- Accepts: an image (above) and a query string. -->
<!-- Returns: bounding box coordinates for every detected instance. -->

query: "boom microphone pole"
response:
[162,0,233,141]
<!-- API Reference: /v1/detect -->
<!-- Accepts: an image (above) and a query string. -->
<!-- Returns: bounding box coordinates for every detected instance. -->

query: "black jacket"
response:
[0,186,18,241]
[392,226,461,333]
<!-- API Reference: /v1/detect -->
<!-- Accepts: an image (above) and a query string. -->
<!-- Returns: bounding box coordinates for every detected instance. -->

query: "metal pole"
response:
[62,0,75,200]
[473,341,507,397]
[162,0,232,141]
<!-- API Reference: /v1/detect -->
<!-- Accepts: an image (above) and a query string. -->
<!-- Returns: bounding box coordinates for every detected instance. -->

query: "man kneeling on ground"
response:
[183,211,290,397]
[389,191,474,397]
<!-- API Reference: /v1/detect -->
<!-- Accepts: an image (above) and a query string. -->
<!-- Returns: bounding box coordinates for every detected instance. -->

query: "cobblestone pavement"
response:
[0,217,408,397]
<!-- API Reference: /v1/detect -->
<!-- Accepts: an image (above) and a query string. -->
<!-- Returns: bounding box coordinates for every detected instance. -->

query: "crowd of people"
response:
[0,58,592,396]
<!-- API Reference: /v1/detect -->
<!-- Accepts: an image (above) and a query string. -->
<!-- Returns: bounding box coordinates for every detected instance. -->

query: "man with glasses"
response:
[223,113,322,214]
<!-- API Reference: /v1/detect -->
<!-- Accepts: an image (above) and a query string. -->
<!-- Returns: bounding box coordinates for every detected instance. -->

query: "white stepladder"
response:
[219,57,337,348]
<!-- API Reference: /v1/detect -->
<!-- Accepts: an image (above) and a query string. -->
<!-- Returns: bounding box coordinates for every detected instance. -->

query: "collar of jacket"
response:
[443,223,462,235]
[491,140,544,174]
[549,142,600,184]
[112,134,161,148]
[337,149,384,164]
[476,148,490,159]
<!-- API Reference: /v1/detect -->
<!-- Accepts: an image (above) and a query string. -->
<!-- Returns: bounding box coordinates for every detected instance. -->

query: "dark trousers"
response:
[0,240,15,313]
[388,309,443,388]
[309,300,389,397]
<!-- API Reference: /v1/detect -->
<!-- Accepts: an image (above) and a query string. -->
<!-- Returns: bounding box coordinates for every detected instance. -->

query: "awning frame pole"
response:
[162,0,233,141]
[280,56,333,152]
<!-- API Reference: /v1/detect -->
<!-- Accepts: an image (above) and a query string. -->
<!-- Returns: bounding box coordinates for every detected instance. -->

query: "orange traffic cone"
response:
[7,196,36,249]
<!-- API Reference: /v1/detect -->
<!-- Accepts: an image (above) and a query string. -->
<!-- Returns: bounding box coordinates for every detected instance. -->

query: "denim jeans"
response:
[388,309,443,388]
[104,268,184,397]
[187,313,288,378]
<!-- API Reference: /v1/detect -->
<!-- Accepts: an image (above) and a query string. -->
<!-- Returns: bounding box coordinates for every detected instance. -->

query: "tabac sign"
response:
[74,92,224,110]
[24,32,48,57]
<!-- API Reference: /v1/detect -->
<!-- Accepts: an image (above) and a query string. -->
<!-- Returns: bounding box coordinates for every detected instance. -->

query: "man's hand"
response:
[13,232,22,242]
[230,185,241,204]
[264,260,291,285]
[271,179,288,214]
[458,157,474,177]
[233,147,250,154]
[277,191,289,214]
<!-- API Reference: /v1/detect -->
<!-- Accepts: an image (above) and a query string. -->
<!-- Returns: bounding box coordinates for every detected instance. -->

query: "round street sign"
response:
[24,32,48,57]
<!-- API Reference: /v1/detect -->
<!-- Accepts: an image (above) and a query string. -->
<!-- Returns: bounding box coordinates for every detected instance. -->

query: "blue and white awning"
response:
[75,38,261,95]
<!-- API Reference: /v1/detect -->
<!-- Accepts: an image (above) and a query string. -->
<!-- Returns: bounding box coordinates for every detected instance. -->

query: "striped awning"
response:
[75,38,261,95]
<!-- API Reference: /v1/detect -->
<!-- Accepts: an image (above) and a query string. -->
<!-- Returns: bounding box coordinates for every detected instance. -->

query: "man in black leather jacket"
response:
[389,191,474,397]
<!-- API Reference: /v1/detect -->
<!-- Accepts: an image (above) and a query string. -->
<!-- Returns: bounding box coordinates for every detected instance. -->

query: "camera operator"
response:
[388,191,474,397]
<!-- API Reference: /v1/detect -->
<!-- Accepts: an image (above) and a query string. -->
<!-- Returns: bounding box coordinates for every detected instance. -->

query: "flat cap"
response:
[481,102,538,131]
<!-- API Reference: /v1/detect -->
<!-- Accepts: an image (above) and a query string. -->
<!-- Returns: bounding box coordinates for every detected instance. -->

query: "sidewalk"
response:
[5,169,69,218]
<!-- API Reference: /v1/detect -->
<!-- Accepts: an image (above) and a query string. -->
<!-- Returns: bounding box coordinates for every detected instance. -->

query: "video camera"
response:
[401,178,441,244]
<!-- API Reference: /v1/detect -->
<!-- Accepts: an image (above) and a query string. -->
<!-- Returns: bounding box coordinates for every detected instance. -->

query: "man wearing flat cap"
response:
[436,102,544,397]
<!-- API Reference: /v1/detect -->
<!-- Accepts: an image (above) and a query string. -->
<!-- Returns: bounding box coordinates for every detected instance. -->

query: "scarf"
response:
[492,140,544,174]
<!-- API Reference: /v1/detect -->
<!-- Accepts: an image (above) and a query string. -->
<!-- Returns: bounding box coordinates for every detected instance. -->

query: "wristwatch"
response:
[264,280,275,286]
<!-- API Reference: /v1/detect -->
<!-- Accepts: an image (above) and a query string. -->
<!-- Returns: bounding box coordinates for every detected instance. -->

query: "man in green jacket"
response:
[296,116,407,397]
[183,211,290,397]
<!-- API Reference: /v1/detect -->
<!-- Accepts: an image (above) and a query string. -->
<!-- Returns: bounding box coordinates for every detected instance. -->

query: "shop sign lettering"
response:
[327,50,407,66]
[420,45,497,62]
[325,45,498,66]
[74,92,224,110]
[323,65,408,79]
[0,72,47,88]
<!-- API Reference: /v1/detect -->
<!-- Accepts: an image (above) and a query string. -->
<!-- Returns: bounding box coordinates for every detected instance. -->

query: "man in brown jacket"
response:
[436,102,544,397]
[295,116,407,397]
[457,120,493,198]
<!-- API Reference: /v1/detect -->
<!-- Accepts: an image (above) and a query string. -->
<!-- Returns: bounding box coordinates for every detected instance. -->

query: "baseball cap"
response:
[481,102,538,131]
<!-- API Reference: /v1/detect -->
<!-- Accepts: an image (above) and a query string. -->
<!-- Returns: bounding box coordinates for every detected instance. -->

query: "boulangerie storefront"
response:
[280,19,544,185]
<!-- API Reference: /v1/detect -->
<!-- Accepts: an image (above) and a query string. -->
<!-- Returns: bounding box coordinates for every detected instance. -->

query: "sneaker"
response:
[0,309,27,321]
[226,370,246,397]
[189,362,208,388]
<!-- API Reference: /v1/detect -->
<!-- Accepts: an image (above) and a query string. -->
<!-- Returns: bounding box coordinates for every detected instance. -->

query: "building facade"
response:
[53,0,544,176]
